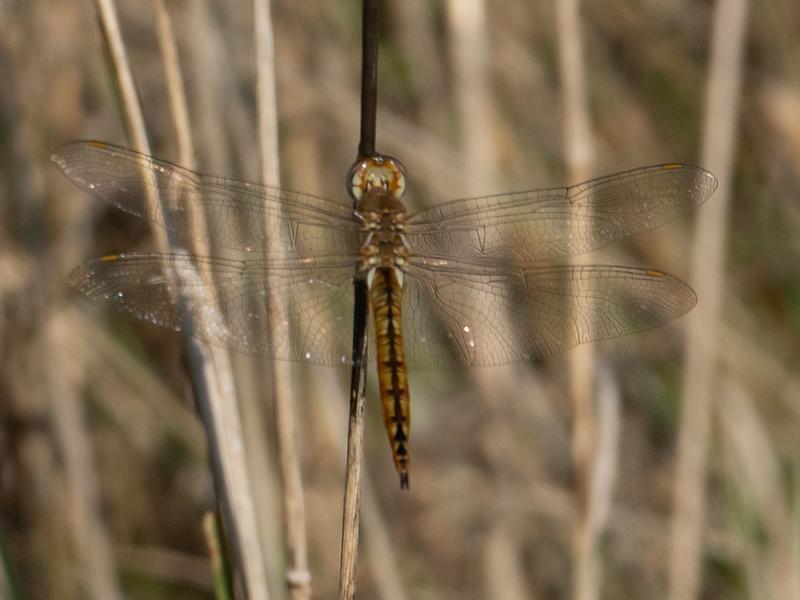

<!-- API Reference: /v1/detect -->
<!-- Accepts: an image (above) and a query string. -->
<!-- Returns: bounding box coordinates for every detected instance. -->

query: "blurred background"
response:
[1,0,798,598]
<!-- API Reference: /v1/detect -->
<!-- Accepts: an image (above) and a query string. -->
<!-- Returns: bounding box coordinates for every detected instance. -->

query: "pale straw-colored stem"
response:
[93,1,271,596]
[253,0,311,597]
[153,0,195,168]
[669,0,749,598]
[571,364,620,600]
[338,363,367,600]
[483,521,536,600]
[46,313,123,600]
[554,1,611,598]
[445,0,494,195]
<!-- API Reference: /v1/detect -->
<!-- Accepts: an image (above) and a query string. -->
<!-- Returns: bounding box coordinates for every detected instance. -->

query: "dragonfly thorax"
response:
[358,191,410,272]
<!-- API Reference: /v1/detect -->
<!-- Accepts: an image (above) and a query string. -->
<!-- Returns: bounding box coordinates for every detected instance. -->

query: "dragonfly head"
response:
[347,155,407,202]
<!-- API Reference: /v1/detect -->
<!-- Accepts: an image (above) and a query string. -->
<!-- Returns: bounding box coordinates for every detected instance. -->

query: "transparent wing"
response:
[69,254,696,369]
[52,141,362,256]
[68,253,361,366]
[401,260,696,369]
[405,164,717,262]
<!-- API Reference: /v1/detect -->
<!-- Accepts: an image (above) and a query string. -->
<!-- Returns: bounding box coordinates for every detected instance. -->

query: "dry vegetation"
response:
[1,0,799,598]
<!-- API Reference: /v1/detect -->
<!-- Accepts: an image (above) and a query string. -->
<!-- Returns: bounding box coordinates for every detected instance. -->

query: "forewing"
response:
[68,253,360,366]
[53,141,362,256]
[405,164,717,263]
[401,260,696,369]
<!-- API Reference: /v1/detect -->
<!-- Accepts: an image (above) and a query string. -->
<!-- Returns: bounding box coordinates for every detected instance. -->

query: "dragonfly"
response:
[54,141,717,488]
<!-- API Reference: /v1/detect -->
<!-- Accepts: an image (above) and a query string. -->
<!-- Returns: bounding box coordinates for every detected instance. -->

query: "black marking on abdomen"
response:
[371,267,411,489]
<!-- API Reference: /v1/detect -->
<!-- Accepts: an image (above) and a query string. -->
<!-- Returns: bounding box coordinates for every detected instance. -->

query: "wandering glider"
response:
[54,141,717,488]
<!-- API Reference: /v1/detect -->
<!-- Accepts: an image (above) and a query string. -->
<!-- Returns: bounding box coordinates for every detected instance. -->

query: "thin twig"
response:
[184,3,286,591]
[444,0,494,193]
[93,0,270,596]
[483,520,535,600]
[254,0,312,597]
[203,512,235,600]
[358,0,380,159]
[153,0,195,168]
[339,279,369,600]
[339,2,380,597]
[554,1,608,599]
[46,313,123,600]
[669,0,749,598]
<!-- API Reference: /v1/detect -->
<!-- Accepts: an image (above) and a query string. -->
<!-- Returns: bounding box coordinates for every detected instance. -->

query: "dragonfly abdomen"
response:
[369,266,411,489]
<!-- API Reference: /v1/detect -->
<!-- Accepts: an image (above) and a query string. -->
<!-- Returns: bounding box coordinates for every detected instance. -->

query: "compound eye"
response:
[384,156,407,199]
[347,160,367,201]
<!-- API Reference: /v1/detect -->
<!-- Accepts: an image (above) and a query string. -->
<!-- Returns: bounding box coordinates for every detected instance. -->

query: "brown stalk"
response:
[669,0,749,598]
[46,313,124,600]
[554,2,618,599]
[254,0,312,597]
[444,0,495,194]
[93,0,271,595]
[338,1,381,597]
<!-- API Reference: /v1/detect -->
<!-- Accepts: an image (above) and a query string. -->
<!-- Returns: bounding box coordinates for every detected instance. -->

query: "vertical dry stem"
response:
[153,0,195,166]
[254,0,311,597]
[46,314,123,600]
[445,0,494,193]
[92,0,271,596]
[338,362,367,600]
[669,0,749,598]
[554,1,613,599]
[483,521,536,600]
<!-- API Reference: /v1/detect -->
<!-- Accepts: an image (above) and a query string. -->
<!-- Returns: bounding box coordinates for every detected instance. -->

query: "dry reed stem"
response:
[316,362,406,600]
[670,0,749,598]
[92,0,270,596]
[338,2,384,595]
[554,1,611,598]
[183,3,285,591]
[444,0,494,194]
[338,367,367,600]
[441,12,542,600]
[254,0,312,596]
[153,3,274,596]
[186,0,234,174]
[483,521,536,600]
[204,512,235,599]
[46,313,123,600]
[572,363,620,600]
[444,0,515,443]
[153,0,195,168]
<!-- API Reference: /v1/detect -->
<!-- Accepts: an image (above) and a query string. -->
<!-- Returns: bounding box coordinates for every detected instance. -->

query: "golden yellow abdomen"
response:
[369,267,411,489]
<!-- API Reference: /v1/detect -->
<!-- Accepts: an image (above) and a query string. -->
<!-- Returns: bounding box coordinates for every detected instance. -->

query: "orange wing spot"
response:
[661,163,683,171]
[99,254,121,262]
[87,141,109,149]
[646,269,666,277]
